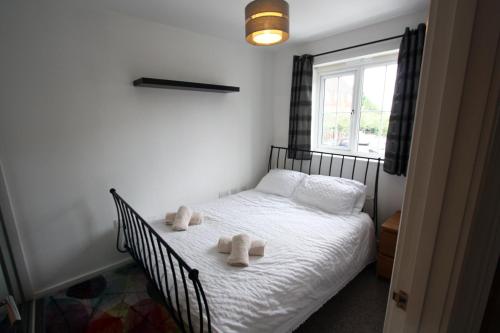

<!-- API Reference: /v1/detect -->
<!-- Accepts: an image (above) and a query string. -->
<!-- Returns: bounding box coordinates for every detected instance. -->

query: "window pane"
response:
[321,73,354,148]
[361,66,385,111]
[358,111,390,155]
[383,64,397,111]
[324,77,338,113]
[336,112,351,148]
[338,75,354,113]
[322,112,337,145]
[359,62,397,156]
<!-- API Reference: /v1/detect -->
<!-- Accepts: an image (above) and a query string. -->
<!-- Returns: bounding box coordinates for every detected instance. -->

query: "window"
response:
[313,51,398,157]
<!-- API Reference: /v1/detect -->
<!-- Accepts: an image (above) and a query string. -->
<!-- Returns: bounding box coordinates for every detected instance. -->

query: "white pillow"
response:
[292,175,367,215]
[255,169,306,197]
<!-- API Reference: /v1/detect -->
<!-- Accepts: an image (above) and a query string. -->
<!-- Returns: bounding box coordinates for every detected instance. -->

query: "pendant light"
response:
[245,0,289,46]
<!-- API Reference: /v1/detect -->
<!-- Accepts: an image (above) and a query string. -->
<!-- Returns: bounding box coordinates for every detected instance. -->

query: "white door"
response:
[384,0,500,331]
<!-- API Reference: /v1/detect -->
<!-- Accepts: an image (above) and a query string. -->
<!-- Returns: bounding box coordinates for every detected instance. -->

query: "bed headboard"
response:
[267,145,382,231]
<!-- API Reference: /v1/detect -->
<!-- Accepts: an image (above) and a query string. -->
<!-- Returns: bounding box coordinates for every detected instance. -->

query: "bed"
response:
[110,146,382,333]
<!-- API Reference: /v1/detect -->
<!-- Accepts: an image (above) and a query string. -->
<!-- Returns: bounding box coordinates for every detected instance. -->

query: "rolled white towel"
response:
[165,212,176,223]
[165,212,204,225]
[172,206,192,231]
[227,234,251,267]
[249,239,266,257]
[217,237,266,256]
[217,237,232,253]
[189,212,204,225]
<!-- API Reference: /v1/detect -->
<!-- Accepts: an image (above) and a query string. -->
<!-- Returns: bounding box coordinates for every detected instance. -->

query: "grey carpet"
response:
[35,262,389,333]
[294,264,390,333]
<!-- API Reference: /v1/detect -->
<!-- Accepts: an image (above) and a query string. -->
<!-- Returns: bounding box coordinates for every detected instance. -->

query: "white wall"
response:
[0,1,427,296]
[0,1,274,295]
[271,11,428,223]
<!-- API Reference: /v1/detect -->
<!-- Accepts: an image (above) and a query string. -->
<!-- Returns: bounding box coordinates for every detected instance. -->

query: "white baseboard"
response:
[33,257,133,299]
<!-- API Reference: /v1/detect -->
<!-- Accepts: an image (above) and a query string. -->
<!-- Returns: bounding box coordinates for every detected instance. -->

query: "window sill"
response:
[311,145,384,160]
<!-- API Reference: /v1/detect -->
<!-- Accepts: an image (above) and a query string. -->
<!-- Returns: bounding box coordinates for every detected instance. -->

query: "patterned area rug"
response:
[36,262,388,332]
[36,263,180,333]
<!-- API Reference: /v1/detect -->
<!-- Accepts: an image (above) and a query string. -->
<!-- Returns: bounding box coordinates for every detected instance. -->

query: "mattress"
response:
[148,190,376,333]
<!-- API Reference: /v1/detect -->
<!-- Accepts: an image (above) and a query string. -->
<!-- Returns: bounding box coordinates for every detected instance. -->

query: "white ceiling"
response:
[90,0,428,44]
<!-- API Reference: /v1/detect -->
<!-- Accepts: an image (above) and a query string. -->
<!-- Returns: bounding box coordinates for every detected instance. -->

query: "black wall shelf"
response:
[133,78,240,93]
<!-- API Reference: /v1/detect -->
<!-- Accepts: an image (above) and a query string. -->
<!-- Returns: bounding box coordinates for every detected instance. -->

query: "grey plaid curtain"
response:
[288,55,313,160]
[384,24,426,176]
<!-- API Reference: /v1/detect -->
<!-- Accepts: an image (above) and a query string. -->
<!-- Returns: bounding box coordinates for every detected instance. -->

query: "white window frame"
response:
[312,50,399,158]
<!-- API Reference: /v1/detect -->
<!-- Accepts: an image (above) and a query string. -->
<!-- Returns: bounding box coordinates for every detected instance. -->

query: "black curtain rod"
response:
[312,34,403,58]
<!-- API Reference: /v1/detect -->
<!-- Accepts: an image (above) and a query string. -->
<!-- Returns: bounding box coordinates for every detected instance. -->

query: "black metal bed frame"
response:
[110,189,211,333]
[110,145,383,333]
[268,145,382,228]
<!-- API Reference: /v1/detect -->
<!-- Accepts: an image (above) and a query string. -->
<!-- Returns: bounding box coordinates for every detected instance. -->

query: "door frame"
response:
[0,162,33,300]
[384,0,500,331]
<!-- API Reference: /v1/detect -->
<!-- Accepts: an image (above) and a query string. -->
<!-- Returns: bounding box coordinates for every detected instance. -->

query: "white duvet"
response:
[148,190,376,333]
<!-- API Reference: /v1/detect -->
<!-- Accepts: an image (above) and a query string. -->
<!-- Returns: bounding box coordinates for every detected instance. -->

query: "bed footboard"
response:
[110,189,211,333]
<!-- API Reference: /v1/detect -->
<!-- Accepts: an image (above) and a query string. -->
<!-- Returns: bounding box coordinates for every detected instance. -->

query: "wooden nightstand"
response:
[377,211,401,280]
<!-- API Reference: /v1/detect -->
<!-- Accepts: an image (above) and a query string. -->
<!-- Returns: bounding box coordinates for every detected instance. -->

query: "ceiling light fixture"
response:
[245,0,289,46]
